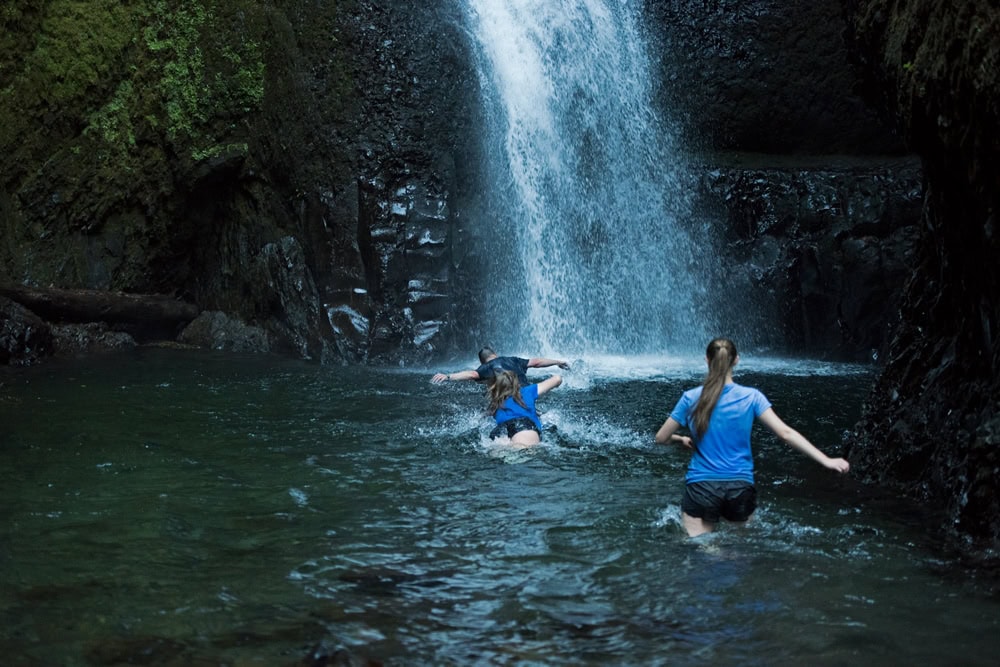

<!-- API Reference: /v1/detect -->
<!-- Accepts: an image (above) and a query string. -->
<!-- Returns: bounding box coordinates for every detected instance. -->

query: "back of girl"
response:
[487,370,562,447]
[656,337,849,537]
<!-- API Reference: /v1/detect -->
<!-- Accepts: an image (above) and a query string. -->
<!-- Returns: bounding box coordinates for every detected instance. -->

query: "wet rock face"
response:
[0,0,916,368]
[645,0,905,155]
[354,180,453,362]
[842,0,1000,556]
[323,1,481,363]
[700,157,923,359]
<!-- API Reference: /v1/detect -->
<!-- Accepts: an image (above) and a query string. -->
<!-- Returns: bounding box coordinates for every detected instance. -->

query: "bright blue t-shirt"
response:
[494,383,542,431]
[669,383,772,484]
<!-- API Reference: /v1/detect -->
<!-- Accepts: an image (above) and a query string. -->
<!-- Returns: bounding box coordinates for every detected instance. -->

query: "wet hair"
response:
[478,346,497,364]
[691,337,738,439]
[486,370,528,414]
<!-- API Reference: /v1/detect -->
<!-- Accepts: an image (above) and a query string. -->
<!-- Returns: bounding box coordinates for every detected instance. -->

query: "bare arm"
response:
[757,408,850,473]
[528,357,570,370]
[431,369,481,383]
[654,416,693,449]
[536,374,562,395]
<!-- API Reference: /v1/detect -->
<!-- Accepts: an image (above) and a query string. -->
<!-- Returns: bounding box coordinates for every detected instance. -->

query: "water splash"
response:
[464,0,712,356]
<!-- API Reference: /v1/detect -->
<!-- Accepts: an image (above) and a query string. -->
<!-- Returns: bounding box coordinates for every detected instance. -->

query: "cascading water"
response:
[463,0,716,356]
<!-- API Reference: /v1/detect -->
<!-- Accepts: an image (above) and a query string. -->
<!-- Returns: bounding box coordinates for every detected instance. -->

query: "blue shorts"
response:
[490,418,541,440]
[682,480,757,523]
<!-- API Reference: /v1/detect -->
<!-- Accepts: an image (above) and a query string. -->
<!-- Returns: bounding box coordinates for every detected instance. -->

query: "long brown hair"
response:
[486,370,528,414]
[691,337,738,439]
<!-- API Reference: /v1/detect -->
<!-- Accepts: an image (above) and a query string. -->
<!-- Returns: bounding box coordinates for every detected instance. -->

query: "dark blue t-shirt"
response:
[476,356,530,384]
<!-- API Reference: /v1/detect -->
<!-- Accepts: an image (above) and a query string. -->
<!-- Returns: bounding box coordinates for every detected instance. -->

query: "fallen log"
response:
[0,285,199,326]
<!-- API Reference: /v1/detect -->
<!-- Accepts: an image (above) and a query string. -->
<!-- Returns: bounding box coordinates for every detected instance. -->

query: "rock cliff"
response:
[842,0,1000,560]
[0,0,480,364]
[1,0,918,365]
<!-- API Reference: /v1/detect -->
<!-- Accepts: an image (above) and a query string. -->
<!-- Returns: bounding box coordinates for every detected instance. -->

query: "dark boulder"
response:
[0,296,53,366]
[178,311,270,353]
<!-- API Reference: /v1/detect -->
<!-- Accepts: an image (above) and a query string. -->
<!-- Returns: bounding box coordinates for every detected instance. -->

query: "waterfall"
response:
[463,0,715,356]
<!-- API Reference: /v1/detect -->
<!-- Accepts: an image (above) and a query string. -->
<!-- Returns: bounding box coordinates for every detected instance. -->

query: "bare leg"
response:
[682,512,715,537]
[510,430,541,448]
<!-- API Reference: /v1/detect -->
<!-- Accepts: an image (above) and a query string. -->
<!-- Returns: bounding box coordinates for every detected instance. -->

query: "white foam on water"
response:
[393,353,874,386]
[570,353,875,379]
[652,503,686,531]
[542,407,648,450]
[288,487,309,507]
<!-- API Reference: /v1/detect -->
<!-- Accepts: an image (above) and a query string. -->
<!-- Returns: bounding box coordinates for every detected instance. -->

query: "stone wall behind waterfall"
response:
[642,0,920,359]
[1,0,917,365]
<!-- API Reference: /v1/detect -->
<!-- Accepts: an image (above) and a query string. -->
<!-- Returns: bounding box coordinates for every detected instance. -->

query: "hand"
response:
[676,435,693,450]
[558,361,570,369]
[825,457,850,473]
[432,373,449,383]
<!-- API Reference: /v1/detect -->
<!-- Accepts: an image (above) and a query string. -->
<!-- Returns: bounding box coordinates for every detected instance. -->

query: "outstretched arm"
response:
[757,408,849,473]
[655,417,693,449]
[528,357,570,370]
[536,374,563,395]
[431,369,481,383]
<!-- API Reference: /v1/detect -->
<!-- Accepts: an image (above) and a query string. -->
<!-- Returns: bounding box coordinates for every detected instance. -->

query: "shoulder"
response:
[733,383,767,398]
[682,386,703,401]
[732,383,771,406]
[493,356,529,372]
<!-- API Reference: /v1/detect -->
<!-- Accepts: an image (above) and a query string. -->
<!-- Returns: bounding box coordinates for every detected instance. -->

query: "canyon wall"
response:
[841,0,1000,559]
[1,0,918,365]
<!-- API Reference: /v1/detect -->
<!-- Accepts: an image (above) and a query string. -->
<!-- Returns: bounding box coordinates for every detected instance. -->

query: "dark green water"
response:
[2,348,998,666]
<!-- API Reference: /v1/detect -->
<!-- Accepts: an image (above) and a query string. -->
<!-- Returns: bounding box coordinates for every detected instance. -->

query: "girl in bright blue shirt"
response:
[656,338,850,537]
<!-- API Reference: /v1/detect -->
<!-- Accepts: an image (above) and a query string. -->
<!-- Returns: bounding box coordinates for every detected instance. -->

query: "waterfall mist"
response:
[462,0,718,357]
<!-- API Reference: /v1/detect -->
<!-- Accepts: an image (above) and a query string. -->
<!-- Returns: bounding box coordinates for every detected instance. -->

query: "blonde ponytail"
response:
[691,338,738,439]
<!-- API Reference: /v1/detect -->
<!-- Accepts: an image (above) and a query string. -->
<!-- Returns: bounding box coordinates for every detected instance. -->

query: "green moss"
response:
[0,1,138,154]
[1,0,269,168]
[84,79,137,158]
[26,1,135,106]
[142,0,267,155]
[220,42,265,111]
[191,141,249,162]
[143,1,210,142]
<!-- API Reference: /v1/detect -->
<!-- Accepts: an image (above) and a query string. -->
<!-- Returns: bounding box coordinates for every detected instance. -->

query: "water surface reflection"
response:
[1,349,996,665]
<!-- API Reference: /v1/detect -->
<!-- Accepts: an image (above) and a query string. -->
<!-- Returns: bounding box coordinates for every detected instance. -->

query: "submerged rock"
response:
[52,322,136,356]
[178,310,271,353]
[0,296,53,366]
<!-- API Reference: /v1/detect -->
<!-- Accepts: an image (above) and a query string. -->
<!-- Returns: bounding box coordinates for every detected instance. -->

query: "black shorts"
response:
[490,418,541,440]
[682,480,757,523]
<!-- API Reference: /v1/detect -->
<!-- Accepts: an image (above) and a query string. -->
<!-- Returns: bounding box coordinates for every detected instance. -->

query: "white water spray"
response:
[464,0,714,356]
